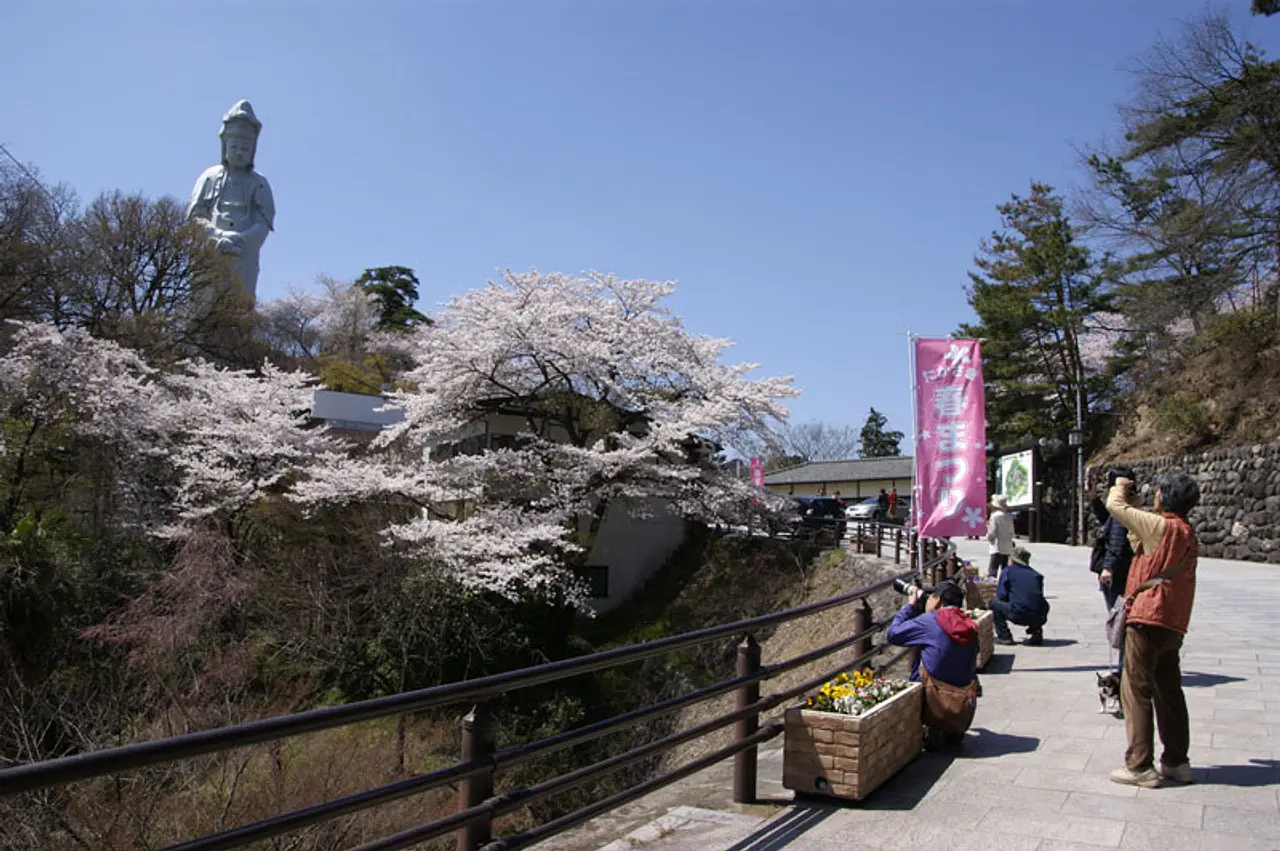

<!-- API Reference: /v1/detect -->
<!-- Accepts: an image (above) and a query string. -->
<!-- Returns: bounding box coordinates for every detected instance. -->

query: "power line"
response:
[0,140,59,205]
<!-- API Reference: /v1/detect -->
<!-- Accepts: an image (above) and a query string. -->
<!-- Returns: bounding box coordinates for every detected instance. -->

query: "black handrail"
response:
[1,525,954,851]
[157,622,891,851]
[0,572,906,795]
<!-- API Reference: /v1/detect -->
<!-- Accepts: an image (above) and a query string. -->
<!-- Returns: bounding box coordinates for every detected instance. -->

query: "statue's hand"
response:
[215,235,243,255]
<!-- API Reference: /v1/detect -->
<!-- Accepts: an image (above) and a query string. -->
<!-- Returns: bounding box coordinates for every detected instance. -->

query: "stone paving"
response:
[585,538,1280,851]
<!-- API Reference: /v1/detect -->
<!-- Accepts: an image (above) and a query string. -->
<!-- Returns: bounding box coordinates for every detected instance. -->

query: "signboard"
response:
[913,338,988,537]
[998,450,1034,508]
[749,456,764,487]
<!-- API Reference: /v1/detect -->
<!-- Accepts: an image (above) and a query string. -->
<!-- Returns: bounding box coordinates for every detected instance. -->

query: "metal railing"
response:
[0,527,955,851]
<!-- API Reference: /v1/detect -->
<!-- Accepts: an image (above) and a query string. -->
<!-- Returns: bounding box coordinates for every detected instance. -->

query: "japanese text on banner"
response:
[913,339,987,538]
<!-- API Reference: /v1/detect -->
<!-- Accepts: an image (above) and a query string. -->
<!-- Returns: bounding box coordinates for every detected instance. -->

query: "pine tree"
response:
[858,407,903,457]
[355,266,430,331]
[958,183,1113,448]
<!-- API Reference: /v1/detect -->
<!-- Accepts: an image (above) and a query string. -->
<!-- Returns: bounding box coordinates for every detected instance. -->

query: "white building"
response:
[309,390,687,612]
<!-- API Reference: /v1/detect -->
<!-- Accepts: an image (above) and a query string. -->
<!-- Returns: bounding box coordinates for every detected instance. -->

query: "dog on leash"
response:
[1096,671,1122,716]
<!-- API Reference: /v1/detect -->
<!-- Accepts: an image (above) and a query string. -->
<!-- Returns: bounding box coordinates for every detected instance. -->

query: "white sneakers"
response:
[1158,761,1194,784]
[1110,763,1194,787]
[1110,766,1161,788]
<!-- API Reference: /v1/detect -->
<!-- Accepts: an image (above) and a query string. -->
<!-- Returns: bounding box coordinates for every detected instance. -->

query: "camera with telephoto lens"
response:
[892,577,936,614]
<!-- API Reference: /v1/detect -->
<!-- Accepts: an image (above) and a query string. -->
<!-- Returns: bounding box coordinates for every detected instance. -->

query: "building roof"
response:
[764,456,913,485]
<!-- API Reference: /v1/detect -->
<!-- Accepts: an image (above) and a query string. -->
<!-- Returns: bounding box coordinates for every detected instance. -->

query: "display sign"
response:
[999,450,1034,508]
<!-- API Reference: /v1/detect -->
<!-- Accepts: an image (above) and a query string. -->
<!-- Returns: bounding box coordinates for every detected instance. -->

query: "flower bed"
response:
[783,670,922,801]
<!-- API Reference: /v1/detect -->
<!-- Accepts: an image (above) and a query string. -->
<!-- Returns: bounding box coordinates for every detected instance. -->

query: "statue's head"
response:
[219,100,262,170]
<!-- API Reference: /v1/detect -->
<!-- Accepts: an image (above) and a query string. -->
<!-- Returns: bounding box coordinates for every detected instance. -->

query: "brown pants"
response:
[1121,623,1189,771]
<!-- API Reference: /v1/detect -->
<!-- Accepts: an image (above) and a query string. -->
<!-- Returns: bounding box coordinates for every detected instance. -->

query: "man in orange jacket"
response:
[1105,473,1200,788]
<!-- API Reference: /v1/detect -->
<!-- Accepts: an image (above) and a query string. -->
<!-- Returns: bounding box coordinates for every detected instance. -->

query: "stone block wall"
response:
[1092,443,1280,563]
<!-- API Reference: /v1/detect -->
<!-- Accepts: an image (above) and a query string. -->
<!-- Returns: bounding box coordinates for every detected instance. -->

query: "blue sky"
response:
[4,1,1276,445]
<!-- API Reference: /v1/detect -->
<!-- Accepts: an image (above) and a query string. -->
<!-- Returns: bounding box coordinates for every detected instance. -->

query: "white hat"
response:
[990,494,1008,510]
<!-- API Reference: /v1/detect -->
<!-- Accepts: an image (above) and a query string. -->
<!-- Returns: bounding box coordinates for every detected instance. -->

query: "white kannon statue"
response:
[187,100,275,305]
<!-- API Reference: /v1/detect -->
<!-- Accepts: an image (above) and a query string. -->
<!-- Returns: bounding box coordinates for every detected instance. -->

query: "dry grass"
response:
[664,548,908,768]
[6,715,464,851]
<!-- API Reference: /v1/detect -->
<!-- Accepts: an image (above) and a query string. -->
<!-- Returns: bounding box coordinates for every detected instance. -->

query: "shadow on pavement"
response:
[959,728,1040,759]
[1181,671,1247,688]
[722,806,835,851]
[1017,664,1110,673]
[1205,759,1280,787]
[1031,638,1078,648]
[981,654,1015,674]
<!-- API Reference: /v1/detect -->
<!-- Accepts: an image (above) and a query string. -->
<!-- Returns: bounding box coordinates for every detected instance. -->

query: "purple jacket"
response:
[886,604,978,688]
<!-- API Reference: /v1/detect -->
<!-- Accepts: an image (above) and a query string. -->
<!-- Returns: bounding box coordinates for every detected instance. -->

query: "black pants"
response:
[987,553,1008,578]
[989,599,1044,640]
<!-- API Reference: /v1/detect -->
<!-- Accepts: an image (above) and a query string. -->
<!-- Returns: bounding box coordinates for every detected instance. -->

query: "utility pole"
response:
[1069,361,1085,546]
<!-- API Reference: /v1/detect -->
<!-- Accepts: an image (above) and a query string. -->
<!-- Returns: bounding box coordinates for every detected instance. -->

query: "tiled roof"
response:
[764,456,913,485]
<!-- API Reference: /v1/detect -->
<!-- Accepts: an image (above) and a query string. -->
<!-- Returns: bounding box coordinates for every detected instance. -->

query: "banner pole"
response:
[907,332,919,544]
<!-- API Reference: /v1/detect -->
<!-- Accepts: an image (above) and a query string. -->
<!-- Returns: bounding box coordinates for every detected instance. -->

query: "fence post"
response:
[457,704,499,851]
[875,522,883,558]
[733,634,762,804]
[894,527,902,564]
[853,599,873,660]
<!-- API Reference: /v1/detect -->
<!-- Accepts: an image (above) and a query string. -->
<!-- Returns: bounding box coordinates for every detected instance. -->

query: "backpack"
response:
[1089,519,1109,575]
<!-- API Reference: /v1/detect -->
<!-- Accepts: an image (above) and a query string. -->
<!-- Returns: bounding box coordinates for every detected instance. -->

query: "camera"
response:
[892,577,935,613]
[1106,467,1137,488]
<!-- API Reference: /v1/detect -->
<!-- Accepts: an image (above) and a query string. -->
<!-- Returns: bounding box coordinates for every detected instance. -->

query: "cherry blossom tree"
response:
[294,271,797,600]
[0,320,334,536]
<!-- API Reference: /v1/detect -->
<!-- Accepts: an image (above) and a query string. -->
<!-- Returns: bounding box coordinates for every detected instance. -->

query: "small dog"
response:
[1097,672,1122,715]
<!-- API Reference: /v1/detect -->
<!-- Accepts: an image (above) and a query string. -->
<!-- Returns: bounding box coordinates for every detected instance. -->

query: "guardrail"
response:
[0,530,956,851]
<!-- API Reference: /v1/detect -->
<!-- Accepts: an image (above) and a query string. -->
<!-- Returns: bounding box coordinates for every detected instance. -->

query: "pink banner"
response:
[749,456,764,487]
[913,338,987,537]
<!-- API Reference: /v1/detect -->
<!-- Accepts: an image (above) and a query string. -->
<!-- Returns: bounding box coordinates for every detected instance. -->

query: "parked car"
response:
[775,496,847,541]
[845,495,910,524]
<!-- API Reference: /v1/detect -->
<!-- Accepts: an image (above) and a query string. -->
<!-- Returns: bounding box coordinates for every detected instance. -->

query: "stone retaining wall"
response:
[1091,443,1280,563]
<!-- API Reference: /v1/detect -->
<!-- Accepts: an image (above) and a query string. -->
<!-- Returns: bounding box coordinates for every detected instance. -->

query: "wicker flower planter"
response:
[782,682,923,801]
[973,611,994,669]
[965,580,998,610]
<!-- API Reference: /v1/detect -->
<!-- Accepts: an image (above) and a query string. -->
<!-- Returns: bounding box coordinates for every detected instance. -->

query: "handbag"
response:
[1105,546,1192,650]
[919,663,978,735]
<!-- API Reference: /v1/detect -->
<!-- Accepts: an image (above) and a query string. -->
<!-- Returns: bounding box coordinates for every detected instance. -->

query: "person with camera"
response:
[989,547,1050,646]
[1091,468,1136,676]
[886,580,979,747]
[1106,472,1200,789]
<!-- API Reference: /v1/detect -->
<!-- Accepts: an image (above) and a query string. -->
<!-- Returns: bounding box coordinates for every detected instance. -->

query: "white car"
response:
[845,496,909,524]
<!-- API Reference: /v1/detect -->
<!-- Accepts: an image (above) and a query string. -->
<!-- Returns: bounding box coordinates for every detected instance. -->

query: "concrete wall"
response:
[311,389,404,431]
[767,477,910,499]
[585,497,688,613]
[1091,442,1280,563]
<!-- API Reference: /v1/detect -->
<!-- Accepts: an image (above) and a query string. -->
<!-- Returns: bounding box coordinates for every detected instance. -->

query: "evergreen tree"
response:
[858,407,903,457]
[959,183,1113,448]
[354,265,429,330]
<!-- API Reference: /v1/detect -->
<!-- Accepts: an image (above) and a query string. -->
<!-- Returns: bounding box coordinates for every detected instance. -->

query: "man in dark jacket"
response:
[990,547,1051,645]
[1091,468,1135,675]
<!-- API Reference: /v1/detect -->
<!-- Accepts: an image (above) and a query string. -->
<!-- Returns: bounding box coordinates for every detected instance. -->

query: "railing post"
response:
[457,704,498,851]
[853,598,873,661]
[733,634,761,804]
[894,527,902,564]
[875,522,883,558]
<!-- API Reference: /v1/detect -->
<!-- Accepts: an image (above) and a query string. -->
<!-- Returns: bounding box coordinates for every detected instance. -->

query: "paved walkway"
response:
[589,539,1280,851]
